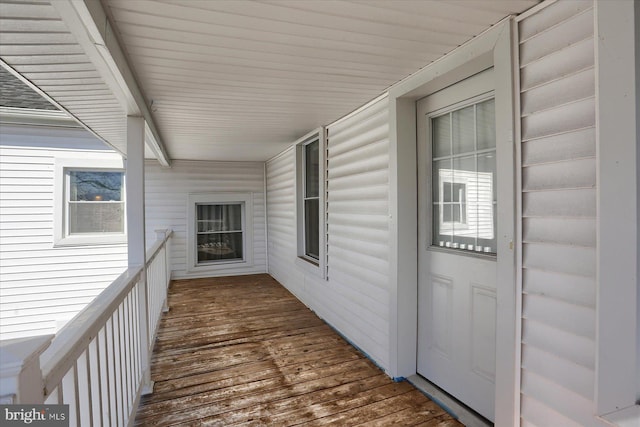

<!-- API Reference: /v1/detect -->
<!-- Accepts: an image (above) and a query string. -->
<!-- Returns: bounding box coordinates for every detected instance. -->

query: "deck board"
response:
[135,274,462,426]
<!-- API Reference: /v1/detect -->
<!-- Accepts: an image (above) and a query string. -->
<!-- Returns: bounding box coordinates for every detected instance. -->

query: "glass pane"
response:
[476,99,496,150]
[304,198,319,259]
[433,204,450,247]
[69,202,124,234]
[477,152,497,247]
[70,171,123,201]
[477,152,497,203]
[452,105,475,155]
[432,158,451,205]
[305,140,319,198]
[197,204,242,232]
[197,232,243,263]
[432,114,450,158]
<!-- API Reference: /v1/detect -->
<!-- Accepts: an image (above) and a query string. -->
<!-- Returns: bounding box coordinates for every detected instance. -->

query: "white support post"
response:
[126,116,152,394]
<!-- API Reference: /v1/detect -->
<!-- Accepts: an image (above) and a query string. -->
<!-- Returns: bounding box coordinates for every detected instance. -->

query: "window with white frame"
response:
[187,192,253,272]
[295,129,326,274]
[67,170,125,234]
[196,203,244,264]
[54,156,126,246]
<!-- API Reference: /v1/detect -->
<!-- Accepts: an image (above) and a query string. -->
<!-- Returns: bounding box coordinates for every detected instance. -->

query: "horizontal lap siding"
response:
[518,2,601,425]
[0,144,127,340]
[266,96,391,370]
[145,160,267,278]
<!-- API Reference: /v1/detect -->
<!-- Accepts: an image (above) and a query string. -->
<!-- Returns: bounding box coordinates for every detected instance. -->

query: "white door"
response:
[417,68,498,421]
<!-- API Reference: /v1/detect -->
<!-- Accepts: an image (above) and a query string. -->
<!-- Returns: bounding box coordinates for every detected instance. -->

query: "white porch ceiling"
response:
[1,0,539,162]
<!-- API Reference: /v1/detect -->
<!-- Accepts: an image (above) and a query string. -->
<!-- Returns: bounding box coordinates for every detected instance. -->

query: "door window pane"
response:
[432,114,451,158]
[477,152,497,247]
[452,105,475,155]
[432,98,496,254]
[476,99,496,150]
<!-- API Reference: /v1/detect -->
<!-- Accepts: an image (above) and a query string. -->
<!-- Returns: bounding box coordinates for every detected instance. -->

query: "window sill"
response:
[54,234,126,247]
[187,259,253,274]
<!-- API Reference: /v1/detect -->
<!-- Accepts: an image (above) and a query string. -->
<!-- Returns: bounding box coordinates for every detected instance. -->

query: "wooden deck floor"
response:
[135,274,462,426]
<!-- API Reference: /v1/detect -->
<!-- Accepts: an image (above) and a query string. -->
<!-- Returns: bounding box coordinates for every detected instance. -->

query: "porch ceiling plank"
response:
[135,274,461,426]
[107,0,461,51]
[115,23,441,67]
[0,32,78,45]
[12,63,98,73]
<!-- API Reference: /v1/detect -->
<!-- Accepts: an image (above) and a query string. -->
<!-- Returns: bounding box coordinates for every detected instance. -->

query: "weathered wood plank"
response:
[135,274,461,426]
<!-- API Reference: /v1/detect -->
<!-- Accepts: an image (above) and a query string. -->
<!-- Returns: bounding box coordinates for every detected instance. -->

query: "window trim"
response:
[295,128,326,277]
[186,192,253,273]
[54,155,126,246]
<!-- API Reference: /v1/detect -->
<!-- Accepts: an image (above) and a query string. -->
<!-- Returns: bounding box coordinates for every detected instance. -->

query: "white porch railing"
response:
[1,229,173,427]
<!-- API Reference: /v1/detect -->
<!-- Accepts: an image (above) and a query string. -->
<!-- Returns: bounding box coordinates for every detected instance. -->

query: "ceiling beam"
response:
[51,0,171,167]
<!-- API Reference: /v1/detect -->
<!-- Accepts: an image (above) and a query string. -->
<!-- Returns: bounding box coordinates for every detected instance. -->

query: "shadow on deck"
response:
[135,274,462,426]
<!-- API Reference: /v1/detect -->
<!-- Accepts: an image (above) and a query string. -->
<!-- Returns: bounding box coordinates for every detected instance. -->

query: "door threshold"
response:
[407,374,493,427]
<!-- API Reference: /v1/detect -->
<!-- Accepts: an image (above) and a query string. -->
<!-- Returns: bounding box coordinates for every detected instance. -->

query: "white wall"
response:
[144,160,267,279]
[0,125,127,340]
[266,96,391,370]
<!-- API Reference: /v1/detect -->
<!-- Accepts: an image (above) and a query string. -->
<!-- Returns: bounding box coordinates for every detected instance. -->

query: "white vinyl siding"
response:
[267,96,391,369]
[266,147,300,289]
[144,160,266,279]
[0,127,127,340]
[518,1,601,426]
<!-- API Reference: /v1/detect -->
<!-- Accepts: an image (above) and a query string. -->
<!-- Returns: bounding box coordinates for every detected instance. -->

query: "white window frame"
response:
[54,155,126,246]
[295,128,326,277]
[186,192,253,274]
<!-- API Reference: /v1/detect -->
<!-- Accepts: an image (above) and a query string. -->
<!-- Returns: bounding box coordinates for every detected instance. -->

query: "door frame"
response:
[387,17,520,426]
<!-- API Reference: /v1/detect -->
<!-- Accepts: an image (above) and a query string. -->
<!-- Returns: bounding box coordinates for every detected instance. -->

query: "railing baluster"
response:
[113,305,123,427]
[97,328,108,427]
[77,351,91,426]
[72,363,80,427]
[127,291,136,408]
[105,318,115,427]
[120,303,130,417]
[133,286,142,386]
[88,338,101,426]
